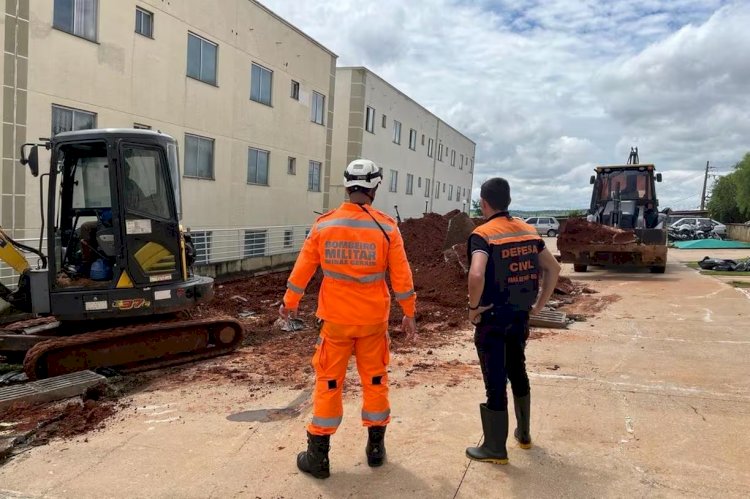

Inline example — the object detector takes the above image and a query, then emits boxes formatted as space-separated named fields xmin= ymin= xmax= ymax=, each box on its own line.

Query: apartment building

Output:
xmin=332 ymin=67 xmax=475 ymax=220
xmin=1 ymin=0 xmax=336 ymax=270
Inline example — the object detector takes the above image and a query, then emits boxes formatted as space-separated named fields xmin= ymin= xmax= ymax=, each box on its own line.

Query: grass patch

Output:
xmin=0 ymin=363 xmax=23 ymax=374
xmin=730 ymin=281 xmax=750 ymax=288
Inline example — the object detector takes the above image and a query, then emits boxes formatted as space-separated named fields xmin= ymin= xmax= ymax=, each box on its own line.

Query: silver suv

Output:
xmin=524 ymin=216 xmax=560 ymax=237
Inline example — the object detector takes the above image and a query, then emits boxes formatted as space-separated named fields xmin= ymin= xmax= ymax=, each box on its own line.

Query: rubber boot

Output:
xmin=465 ymin=404 xmax=509 ymax=464
xmin=513 ymin=394 xmax=532 ymax=449
xmin=366 ymin=426 xmax=387 ymax=467
xmin=297 ymin=432 xmax=330 ymax=479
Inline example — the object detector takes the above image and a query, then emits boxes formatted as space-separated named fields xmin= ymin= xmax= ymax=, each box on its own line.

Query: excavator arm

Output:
xmin=0 ymin=227 xmax=32 ymax=274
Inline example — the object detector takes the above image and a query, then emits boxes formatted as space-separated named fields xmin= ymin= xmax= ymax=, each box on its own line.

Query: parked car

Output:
xmin=524 ymin=216 xmax=560 ymax=237
xmin=670 ymin=217 xmax=726 ymax=236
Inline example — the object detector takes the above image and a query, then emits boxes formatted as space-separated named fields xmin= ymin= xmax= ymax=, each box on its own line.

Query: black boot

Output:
xmin=513 ymin=394 xmax=532 ymax=449
xmin=366 ymin=426 xmax=387 ymax=467
xmin=297 ymin=432 xmax=330 ymax=479
xmin=465 ymin=404 xmax=509 ymax=464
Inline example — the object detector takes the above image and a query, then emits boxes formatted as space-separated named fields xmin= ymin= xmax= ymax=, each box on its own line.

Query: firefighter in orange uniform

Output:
xmin=465 ymin=178 xmax=561 ymax=465
xmin=280 ymin=159 xmax=417 ymax=479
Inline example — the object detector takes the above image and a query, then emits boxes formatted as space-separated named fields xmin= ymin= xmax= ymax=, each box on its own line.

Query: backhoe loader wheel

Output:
xmin=649 ymin=266 xmax=666 ymax=274
xmin=573 ymin=264 xmax=588 ymax=273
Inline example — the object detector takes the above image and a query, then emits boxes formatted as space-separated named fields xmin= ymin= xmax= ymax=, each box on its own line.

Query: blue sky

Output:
xmin=263 ymin=0 xmax=747 ymax=211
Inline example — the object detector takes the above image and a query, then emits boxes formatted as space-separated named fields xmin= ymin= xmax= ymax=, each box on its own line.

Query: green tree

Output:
xmin=567 ymin=209 xmax=586 ymax=218
xmin=734 ymin=153 xmax=750 ymax=218
xmin=707 ymin=172 xmax=743 ymax=223
xmin=471 ymin=199 xmax=481 ymax=217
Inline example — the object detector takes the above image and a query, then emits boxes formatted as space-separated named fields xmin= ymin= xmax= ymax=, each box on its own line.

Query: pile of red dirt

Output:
xmin=558 ymin=218 xmax=638 ymax=246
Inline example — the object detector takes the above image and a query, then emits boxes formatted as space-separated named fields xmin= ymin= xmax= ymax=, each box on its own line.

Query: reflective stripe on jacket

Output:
xmin=283 ymin=202 xmax=416 ymax=325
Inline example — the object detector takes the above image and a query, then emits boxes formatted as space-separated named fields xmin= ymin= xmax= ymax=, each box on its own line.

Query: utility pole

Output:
xmin=700 ymin=161 xmax=715 ymax=210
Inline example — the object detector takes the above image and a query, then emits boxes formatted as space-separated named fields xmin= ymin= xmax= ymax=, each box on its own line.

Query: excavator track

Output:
xmin=23 ymin=316 xmax=245 ymax=380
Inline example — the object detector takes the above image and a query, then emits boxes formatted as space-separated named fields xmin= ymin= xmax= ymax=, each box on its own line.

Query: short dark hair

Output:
xmin=480 ymin=177 xmax=511 ymax=211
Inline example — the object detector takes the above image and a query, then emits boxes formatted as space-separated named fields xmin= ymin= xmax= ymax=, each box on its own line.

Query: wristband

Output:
xmin=468 ymin=303 xmax=480 ymax=311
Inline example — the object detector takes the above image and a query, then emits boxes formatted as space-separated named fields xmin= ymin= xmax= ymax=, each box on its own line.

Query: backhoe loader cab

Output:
xmin=18 ymin=129 xmax=211 ymax=320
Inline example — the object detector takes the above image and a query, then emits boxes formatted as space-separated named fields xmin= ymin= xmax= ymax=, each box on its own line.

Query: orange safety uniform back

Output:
xmin=283 ymin=202 xmax=416 ymax=325
xmin=468 ymin=213 xmax=546 ymax=313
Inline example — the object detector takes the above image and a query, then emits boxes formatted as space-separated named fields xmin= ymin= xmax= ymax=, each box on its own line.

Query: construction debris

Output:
xmin=0 ymin=370 xmax=106 ymax=411
xmin=559 ymin=218 xmax=638 ymax=245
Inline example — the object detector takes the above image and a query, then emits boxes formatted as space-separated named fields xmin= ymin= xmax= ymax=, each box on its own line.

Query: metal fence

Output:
xmin=0 ymin=225 xmax=311 ymax=289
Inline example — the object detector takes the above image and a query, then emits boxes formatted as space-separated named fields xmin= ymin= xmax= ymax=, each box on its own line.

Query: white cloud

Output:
xmin=262 ymin=0 xmax=742 ymax=211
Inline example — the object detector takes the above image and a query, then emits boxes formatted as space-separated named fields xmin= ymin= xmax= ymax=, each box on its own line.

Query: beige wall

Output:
xmin=17 ymin=0 xmax=335 ymax=236
xmin=332 ymin=67 xmax=475 ymax=220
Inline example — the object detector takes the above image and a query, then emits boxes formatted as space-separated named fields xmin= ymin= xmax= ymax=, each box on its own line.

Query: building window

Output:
xmin=382 ymin=115 xmax=387 ymax=128
xmin=184 ymin=134 xmax=214 ymax=179
xmin=191 ymin=231 xmax=212 ymax=264
xmin=135 ymin=7 xmax=153 ymax=38
xmin=393 ymin=121 xmax=402 ymax=145
xmin=470 ymin=158 xmax=474 ymax=173
xmin=291 ymin=80 xmax=300 ymax=100
xmin=311 ymin=91 xmax=325 ymax=125
xmin=187 ymin=33 xmax=218 ymax=85
xmin=443 ymin=183 xmax=446 ymax=193
xmin=51 ymin=105 xmax=96 ymax=135
xmin=54 ymin=0 xmax=98 ymax=41
xmin=448 ymin=184 xmax=454 ymax=201
xmin=244 ymin=230 xmax=267 ymax=258
xmin=133 ymin=123 xmax=151 ymax=130
xmin=435 ymin=181 xmax=440 ymax=199
xmin=460 ymin=154 xmax=464 ymax=170
xmin=389 ymin=170 xmax=398 ymax=192
xmin=308 ymin=161 xmax=322 ymax=192
xmin=424 ymin=178 xmax=431 ymax=198
xmin=457 ymin=185 xmax=461 ymax=201
xmin=451 ymin=150 xmax=456 ymax=166
xmin=406 ymin=174 xmax=414 ymax=195
xmin=288 ymin=157 xmax=296 ymax=175
xmin=284 ymin=229 xmax=294 ymax=248
xmin=247 ymin=147 xmax=270 ymax=185
xmin=250 ymin=63 xmax=273 ymax=106
xmin=422 ymin=134 xmax=426 ymax=146
xmin=438 ymin=144 xmax=443 ymax=161
xmin=365 ymin=106 xmax=375 ymax=133
xmin=428 ymin=138 xmax=434 ymax=158
xmin=418 ymin=177 xmax=422 ymax=188
xmin=409 ymin=129 xmax=417 ymax=150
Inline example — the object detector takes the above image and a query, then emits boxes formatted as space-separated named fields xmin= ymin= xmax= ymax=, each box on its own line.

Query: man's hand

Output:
xmin=401 ymin=315 xmax=417 ymax=342
xmin=279 ymin=303 xmax=297 ymax=321
xmin=469 ymin=304 xmax=493 ymax=325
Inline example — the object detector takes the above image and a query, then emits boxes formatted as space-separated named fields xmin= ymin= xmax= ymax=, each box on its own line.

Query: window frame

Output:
xmin=451 ymin=150 xmax=456 ymax=167
xmin=428 ymin=138 xmax=434 ymax=158
xmin=183 ymin=133 xmax=215 ymax=180
xmin=438 ymin=144 xmax=443 ymax=161
xmin=389 ymin=169 xmax=398 ymax=193
xmin=365 ymin=106 xmax=376 ymax=133
xmin=247 ymin=147 xmax=270 ymax=186
xmin=406 ymin=173 xmax=414 ymax=195
xmin=460 ymin=154 xmax=464 ymax=170
xmin=287 ymin=156 xmax=297 ymax=175
xmin=382 ymin=115 xmax=387 ymax=128
xmin=187 ymin=32 xmax=218 ymax=86
xmin=308 ymin=160 xmax=322 ymax=192
xmin=135 ymin=6 xmax=154 ymax=38
xmin=393 ymin=121 xmax=402 ymax=145
xmin=311 ymin=91 xmax=325 ymax=125
xmin=424 ymin=178 xmax=431 ymax=198
xmin=409 ymin=129 xmax=417 ymax=151
xmin=53 ymin=0 xmax=99 ymax=42
xmin=290 ymin=80 xmax=300 ymax=100
xmin=435 ymin=181 xmax=440 ymax=199
xmin=51 ymin=104 xmax=97 ymax=135
xmin=250 ymin=62 xmax=273 ymax=106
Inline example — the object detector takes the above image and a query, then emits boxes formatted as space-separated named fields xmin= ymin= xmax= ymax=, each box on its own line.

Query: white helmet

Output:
xmin=343 ymin=159 xmax=383 ymax=190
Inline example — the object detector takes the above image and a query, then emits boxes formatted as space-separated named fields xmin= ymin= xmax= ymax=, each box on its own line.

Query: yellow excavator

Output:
xmin=0 ymin=129 xmax=243 ymax=379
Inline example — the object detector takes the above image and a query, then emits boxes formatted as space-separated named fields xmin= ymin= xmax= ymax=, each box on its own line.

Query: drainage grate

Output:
xmin=0 ymin=371 xmax=106 ymax=411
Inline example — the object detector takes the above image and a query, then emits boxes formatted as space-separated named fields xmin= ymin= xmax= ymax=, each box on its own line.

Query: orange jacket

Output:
xmin=283 ymin=202 xmax=416 ymax=325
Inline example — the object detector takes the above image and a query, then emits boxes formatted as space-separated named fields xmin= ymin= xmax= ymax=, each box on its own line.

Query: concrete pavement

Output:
xmin=1 ymin=248 xmax=749 ymax=498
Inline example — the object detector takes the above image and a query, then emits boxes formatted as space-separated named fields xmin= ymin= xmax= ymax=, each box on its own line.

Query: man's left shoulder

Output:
xmin=370 ymin=208 xmax=398 ymax=226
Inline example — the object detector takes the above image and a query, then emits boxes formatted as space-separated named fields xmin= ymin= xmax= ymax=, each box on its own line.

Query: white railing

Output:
xmin=0 ymin=225 xmax=312 ymax=288
xmin=188 ymin=225 xmax=312 ymax=266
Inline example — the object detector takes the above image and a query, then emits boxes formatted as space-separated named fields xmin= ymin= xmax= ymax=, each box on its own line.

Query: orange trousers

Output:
xmin=308 ymin=321 xmax=391 ymax=436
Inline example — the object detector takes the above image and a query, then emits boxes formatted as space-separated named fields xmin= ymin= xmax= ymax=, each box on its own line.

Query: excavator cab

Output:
xmin=20 ymin=129 xmax=211 ymax=321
